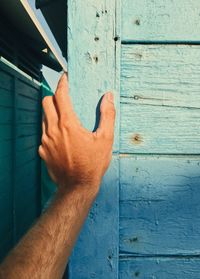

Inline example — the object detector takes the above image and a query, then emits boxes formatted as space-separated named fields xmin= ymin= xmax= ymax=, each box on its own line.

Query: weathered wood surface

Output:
xmin=121 ymin=0 xmax=200 ymax=42
xmin=121 ymin=45 xmax=200 ymax=109
xmin=67 ymin=0 xmax=120 ymax=277
xmin=120 ymin=45 xmax=200 ymax=154
xmin=120 ymin=156 xmax=200 ymax=255
xmin=119 ymin=258 xmax=200 ymax=279
xmin=69 ymin=158 xmax=119 ymax=279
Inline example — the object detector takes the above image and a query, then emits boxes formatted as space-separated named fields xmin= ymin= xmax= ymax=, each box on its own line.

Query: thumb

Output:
xmin=96 ymin=92 xmax=116 ymax=139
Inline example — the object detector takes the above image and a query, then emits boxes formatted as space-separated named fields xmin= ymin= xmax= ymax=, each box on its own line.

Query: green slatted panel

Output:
xmin=0 ymin=61 xmax=42 ymax=260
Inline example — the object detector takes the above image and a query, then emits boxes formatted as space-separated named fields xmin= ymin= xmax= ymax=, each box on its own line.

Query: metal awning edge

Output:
xmin=20 ymin=0 xmax=67 ymax=72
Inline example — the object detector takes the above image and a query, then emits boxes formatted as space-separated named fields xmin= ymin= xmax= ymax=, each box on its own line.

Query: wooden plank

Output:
xmin=0 ymin=231 xmax=13 ymax=262
xmin=16 ymin=146 xmax=38 ymax=167
xmin=16 ymin=124 xmax=40 ymax=137
xmin=16 ymin=135 xmax=40 ymax=151
xmin=119 ymin=258 xmax=200 ymax=279
xmin=0 ymin=69 xmax=13 ymax=91
xmin=121 ymin=45 xmax=200 ymax=109
xmin=120 ymin=103 xmax=200 ymax=154
xmin=0 ymin=140 xmax=12 ymax=158
xmin=0 ymin=88 xmax=13 ymax=107
xmin=0 ymin=125 xmax=12 ymax=141
xmin=67 ymin=0 xmax=120 ymax=278
xmin=121 ymin=46 xmax=200 ymax=154
xmin=16 ymin=79 xmax=39 ymax=100
xmin=15 ymin=159 xmax=38 ymax=185
xmin=121 ymin=0 xmax=200 ymax=42
xmin=17 ymin=95 xmax=39 ymax=111
xmin=0 ymin=107 xmax=13 ymax=124
xmin=17 ymin=109 xmax=40 ymax=124
xmin=0 ymin=157 xmax=12 ymax=178
xmin=120 ymin=156 xmax=200 ymax=255
xmin=68 ymin=158 xmax=119 ymax=278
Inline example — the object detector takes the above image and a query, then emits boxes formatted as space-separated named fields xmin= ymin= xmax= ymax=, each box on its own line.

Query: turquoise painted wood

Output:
xmin=119 ymin=258 xmax=200 ymax=279
xmin=0 ymin=61 xmax=42 ymax=260
xmin=120 ymin=156 xmax=200 ymax=255
xmin=67 ymin=0 xmax=120 ymax=278
xmin=66 ymin=0 xmax=200 ymax=278
xmin=122 ymin=0 xmax=200 ymax=42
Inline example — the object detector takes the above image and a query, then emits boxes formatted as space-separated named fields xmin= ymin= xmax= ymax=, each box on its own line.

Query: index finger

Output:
xmin=54 ymin=73 xmax=75 ymax=119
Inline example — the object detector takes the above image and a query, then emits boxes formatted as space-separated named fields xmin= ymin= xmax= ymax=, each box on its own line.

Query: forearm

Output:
xmin=0 ymin=184 xmax=98 ymax=279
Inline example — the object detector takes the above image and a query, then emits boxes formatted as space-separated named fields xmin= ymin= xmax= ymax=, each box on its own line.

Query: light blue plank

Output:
xmin=120 ymin=103 xmax=200 ymax=154
xmin=120 ymin=156 xmax=200 ymax=255
xmin=67 ymin=0 xmax=120 ymax=277
xmin=120 ymin=44 xmax=200 ymax=154
xmin=121 ymin=45 xmax=200 ymax=109
xmin=67 ymin=0 xmax=119 ymax=151
xmin=119 ymin=258 xmax=200 ymax=279
xmin=122 ymin=0 xmax=200 ymax=42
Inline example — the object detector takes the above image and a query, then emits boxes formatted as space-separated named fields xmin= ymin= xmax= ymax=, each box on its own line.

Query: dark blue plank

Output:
xmin=120 ymin=156 xmax=200 ymax=255
xmin=119 ymin=257 xmax=200 ymax=279
xmin=68 ymin=158 xmax=119 ymax=279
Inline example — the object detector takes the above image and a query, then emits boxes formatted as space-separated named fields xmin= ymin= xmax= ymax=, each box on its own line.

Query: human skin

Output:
xmin=0 ymin=73 xmax=116 ymax=279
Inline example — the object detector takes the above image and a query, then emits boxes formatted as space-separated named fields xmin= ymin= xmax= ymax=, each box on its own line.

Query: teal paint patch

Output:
xmin=40 ymin=78 xmax=56 ymax=209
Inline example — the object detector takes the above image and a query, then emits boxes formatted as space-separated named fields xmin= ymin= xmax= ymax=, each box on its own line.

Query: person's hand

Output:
xmin=39 ymin=73 xmax=116 ymax=196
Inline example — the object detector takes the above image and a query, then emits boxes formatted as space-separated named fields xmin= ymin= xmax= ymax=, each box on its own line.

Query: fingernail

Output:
xmin=107 ymin=92 xmax=114 ymax=103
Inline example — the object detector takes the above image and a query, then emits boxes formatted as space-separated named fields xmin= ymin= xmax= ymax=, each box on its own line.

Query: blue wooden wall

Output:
xmin=0 ymin=61 xmax=42 ymax=261
xmin=67 ymin=0 xmax=200 ymax=278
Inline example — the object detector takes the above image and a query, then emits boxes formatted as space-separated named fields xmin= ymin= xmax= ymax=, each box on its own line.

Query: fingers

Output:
xmin=42 ymin=96 xmax=58 ymax=129
xmin=38 ymin=145 xmax=46 ymax=161
xmin=95 ymin=92 xmax=116 ymax=140
xmin=54 ymin=73 xmax=75 ymax=120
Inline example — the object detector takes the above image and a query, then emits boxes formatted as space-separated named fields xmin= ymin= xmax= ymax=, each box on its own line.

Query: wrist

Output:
xmin=57 ymin=180 xmax=101 ymax=202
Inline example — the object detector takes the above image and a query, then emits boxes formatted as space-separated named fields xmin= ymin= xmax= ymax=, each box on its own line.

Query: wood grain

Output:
xmin=120 ymin=45 xmax=200 ymax=154
xmin=67 ymin=0 xmax=120 ymax=277
xmin=0 ymin=61 xmax=41 ymax=258
xmin=121 ymin=45 xmax=200 ymax=109
xmin=120 ymin=156 xmax=200 ymax=255
xmin=121 ymin=0 xmax=200 ymax=42
xmin=119 ymin=258 xmax=200 ymax=279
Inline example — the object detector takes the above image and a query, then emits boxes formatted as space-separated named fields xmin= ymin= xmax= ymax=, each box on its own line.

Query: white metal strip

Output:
xmin=20 ymin=0 xmax=68 ymax=72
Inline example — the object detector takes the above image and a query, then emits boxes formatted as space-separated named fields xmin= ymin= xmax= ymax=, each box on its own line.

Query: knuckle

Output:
xmin=59 ymin=115 xmax=71 ymax=130
xmin=38 ymin=145 xmax=46 ymax=160
xmin=47 ymin=125 xmax=58 ymax=138
xmin=42 ymin=96 xmax=51 ymax=106
xmin=41 ymin=134 xmax=48 ymax=146
xmin=106 ymin=106 xmax=116 ymax=118
xmin=101 ymin=130 xmax=114 ymax=142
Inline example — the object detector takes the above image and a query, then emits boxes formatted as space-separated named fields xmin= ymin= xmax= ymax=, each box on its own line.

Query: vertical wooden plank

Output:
xmin=14 ymin=76 xmax=42 ymax=243
xmin=67 ymin=0 xmax=120 ymax=277
xmin=0 ymin=65 xmax=14 ymax=261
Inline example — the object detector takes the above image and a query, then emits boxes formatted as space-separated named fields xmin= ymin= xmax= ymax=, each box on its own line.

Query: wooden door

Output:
xmin=67 ymin=1 xmax=200 ymax=278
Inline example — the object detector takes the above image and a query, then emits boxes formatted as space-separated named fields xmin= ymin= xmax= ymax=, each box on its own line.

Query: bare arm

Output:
xmin=0 ymin=73 xmax=115 ymax=279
